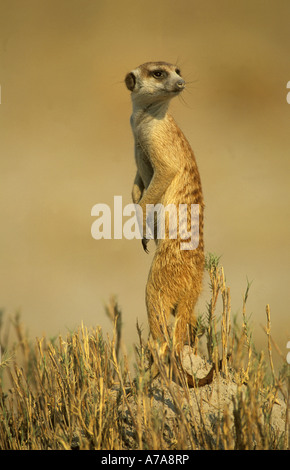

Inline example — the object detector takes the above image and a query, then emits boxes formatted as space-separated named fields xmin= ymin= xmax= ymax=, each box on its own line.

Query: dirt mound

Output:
xmin=120 ymin=348 xmax=286 ymax=449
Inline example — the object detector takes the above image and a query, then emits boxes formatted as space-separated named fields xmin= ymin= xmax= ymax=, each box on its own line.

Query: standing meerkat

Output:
xmin=125 ymin=61 xmax=209 ymax=386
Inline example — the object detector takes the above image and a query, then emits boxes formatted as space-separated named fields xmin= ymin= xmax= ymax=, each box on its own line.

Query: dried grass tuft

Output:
xmin=0 ymin=256 xmax=289 ymax=450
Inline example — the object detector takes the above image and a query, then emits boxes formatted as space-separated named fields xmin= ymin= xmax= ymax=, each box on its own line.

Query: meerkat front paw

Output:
xmin=142 ymin=237 xmax=150 ymax=253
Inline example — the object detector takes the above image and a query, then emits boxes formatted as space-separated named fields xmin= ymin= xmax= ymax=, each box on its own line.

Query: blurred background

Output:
xmin=0 ymin=0 xmax=289 ymax=363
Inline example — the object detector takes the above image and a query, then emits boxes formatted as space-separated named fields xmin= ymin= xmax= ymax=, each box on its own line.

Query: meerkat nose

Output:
xmin=175 ymin=79 xmax=185 ymax=90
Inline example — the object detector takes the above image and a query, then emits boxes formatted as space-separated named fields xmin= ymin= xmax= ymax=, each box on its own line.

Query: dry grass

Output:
xmin=0 ymin=254 xmax=289 ymax=450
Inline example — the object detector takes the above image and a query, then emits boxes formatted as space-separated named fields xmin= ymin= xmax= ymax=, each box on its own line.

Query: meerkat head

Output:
xmin=125 ymin=61 xmax=185 ymax=108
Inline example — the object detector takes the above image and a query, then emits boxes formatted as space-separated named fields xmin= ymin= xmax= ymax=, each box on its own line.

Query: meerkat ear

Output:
xmin=125 ymin=72 xmax=136 ymax=91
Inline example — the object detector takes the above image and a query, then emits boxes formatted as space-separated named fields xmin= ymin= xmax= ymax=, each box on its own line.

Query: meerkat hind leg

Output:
xmin=145 ymin=273 xmax=195 ymax=386
xmin=173 ymin=294 xmax=199 ymax=353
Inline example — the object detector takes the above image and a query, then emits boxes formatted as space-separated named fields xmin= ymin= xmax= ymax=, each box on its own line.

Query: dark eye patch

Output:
xmin=152 ymin=70 xmax=167 ymax=79
xmin=175 ymin=68 xmax=181 ymax=76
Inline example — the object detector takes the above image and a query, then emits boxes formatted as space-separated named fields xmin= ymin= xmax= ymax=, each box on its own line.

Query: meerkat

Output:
xmin=125 ymin=62 xmax=215 ymax=387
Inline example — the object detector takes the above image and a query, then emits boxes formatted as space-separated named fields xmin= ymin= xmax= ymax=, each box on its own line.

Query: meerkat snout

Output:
xmin=175 ymin=78 xmax=185 ymax=91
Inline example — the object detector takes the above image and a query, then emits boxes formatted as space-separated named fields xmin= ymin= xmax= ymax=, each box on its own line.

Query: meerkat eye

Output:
xmin=152 ymin=70 xmax=165 ymax=79
xmin=175 ymin=68 xmax=181 ymax=76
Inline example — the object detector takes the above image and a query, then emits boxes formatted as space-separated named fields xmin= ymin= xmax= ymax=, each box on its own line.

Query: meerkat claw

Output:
xmin=142 ymin=238 xmax=149 ymax=253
